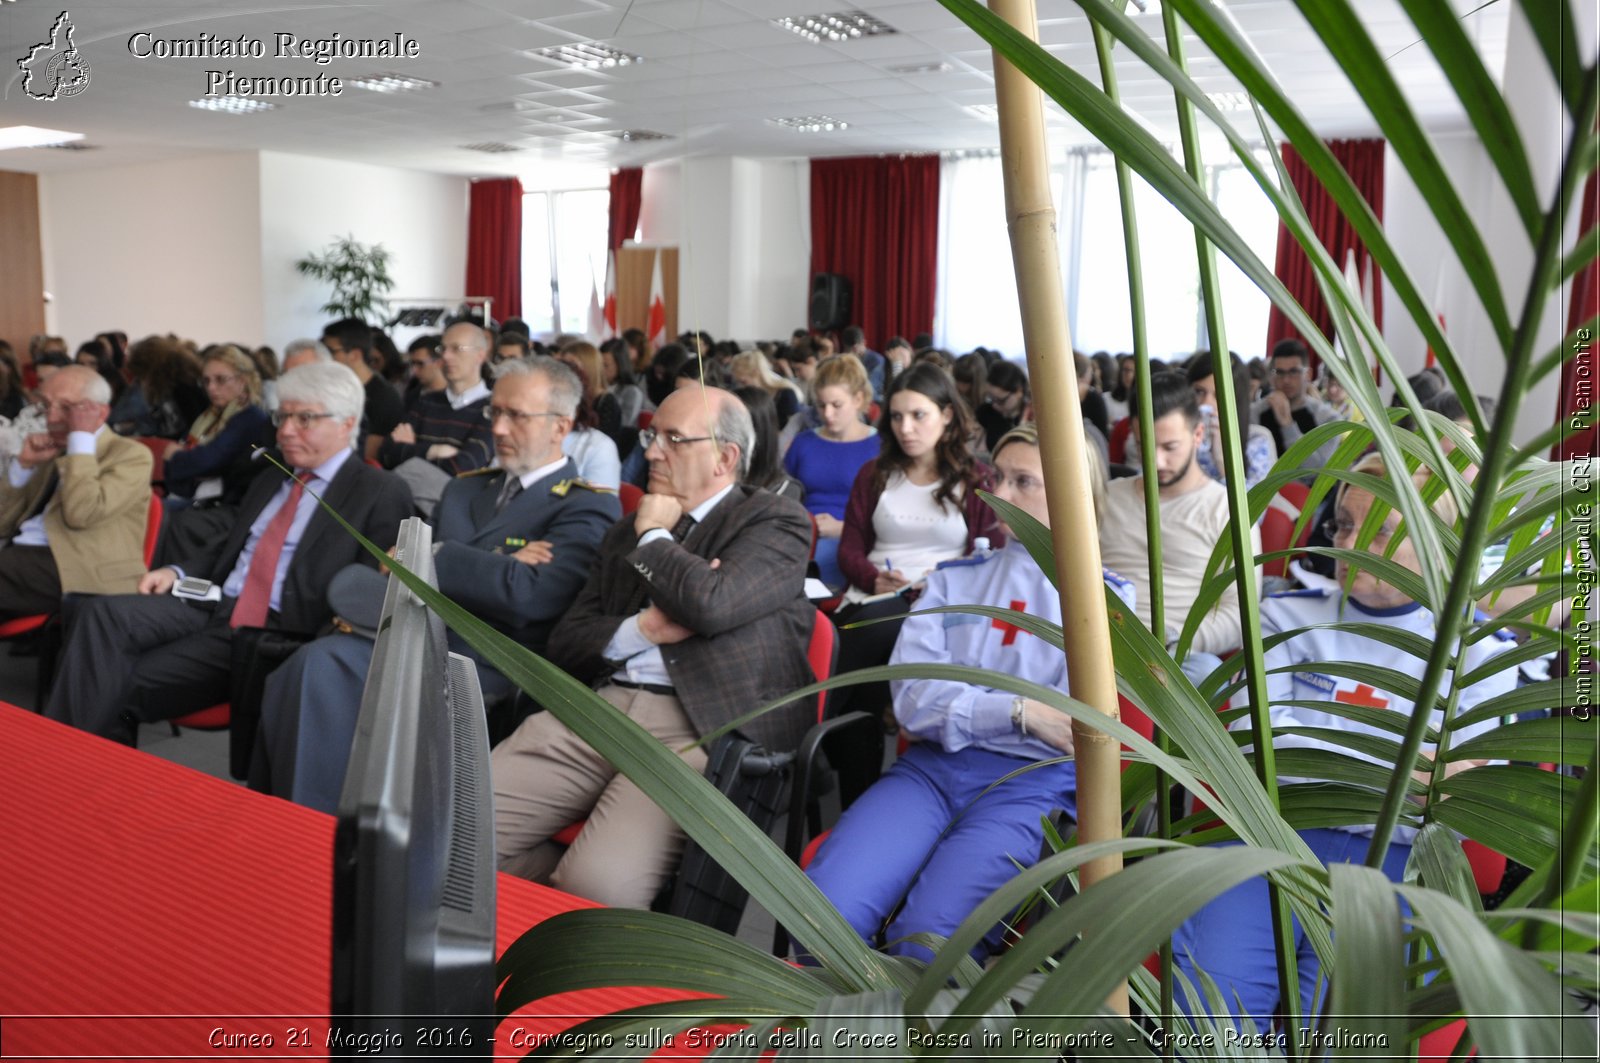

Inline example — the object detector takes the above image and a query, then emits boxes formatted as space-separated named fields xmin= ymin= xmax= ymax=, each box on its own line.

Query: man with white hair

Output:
xmin=0 ymin=365 xmax=152 ymax=621
xmin=493 ymin=385 xmax=815 ymax=908
xmin=279 ymin=339 xmax=331 ymax=373
xmin=44 ymin=362 xmax=412 ymax=742
xmin=252 ymin=357 xmax=620 ymax=812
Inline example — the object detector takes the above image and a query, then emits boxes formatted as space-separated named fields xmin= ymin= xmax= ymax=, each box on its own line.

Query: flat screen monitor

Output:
xmin=331 ymin=518 xmax=496 ymax=1057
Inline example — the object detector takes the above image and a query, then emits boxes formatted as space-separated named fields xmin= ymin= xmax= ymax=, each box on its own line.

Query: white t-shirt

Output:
xmin=845 ymin=473 xmax=967 ymax=603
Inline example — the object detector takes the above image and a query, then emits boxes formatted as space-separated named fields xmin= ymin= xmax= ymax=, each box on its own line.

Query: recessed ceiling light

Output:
xmin=349 ymin=72 xmax=439 ymax=93
xmin=1205 ymin=91 xmax=1250 ymax=111
xmin=532 ymin=44 xmax=642 ymax=70
xmin=462 ymin=142 xmax=522 ymax=154
xmin=767 ymin=114 xmax=851 ymax=133
xmin=773 ymin=11 xmax=897 ymax=44
xmin=43 ymin=141 xmax=97 ymax=151
xmin=886 ymin=61 xmax=952 ymax=75
xmin=964 ymin=104 xmax=999 ymax=121
xmin=188 ymin=97 xmax=277 ymax=114
xmin=611 ymin=129 xmax=673 ymax=142
xmin=0 ymin=125 xmax=84 ymax=150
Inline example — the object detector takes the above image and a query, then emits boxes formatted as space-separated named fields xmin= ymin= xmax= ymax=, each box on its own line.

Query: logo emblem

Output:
xmin=19 ymin=12 xmax=92 ymax=100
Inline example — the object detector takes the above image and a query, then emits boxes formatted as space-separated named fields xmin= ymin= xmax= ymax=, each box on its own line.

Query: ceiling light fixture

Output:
xmin=188 ymin=96 xmax=277 ymax=114
xmin=611 ymin=129 xmax=673 ymax=142
xmin=1205 ymin=91 xmax=1250 ymax=111
xmin=532 ymin=43 xmax=642 ymax=70
xmin=767 ymin=114 xmax=851 ymax=133
xmin=462 ymin=142 xmax=522 ymax=153
xmin=350 ymin=72 xmax=439 ymax=93
xmin=886 ymin=61 xmax=952 ymax=75
xmin=0 ymin=125 xmax=84 ymax=150
xmin=773 ymin=11 xmax=897 ymax=44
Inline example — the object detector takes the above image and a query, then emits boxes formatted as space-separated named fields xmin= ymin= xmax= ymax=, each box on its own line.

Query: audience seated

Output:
xmin=321 ymin=318 xmax=403 ymax=461
xmin=558 ymin=377 xmax=623 ymax=491
xmin=401 ymin=333 xmax=445 ymax=414
xmin=1097 ymin=372 xmax=1257 ymax=664
xmin=600 ymin=338 xmax=648 ymax=428
xmin=978 ymin=359 xmax=1029 ymax=453
xmin=43 ymin=362 xmax=412 ymax=742
xmin=109 ymin=335 xmax=208 ymax=439
xmin=1252 ymin=338 xmax=1334 ymax=480
xmin=494 ymin=331 xmax=531 ymax=366
xmin=729 ymin=350 xmax=804 ymax=424
xmin=782 ymin=353 xmax=878 ymax=589
xmin=1173 ymin=452 xmax=1515 ymax=1032
xmin=881 ymin=336 xmax=913 ymax=393
xmin=377 ymin=319 xmax=495 ymax=514
xmin=279 ymin=338 xmax=331 ymax=374
xmin=255 ymin=357 xmax=619 ymax=812
xmin=732 ymin=386 xmax=805 ymax=502
xmin=493 ymin=385 xmax=814 ymax=908
xmin=0 ymin=346 xmax=27 ymax=420
xmin=1186 ymin=350 xmax=1277 ymax=488
xmin=0 ymin=366 xmax=152 ymax=621
xmin=806 ymin=425 xmax=1134 ymax=960
xmin=840 ymin=326 xmax=885 ymax=401
xmin=832 ymin=363 xmax=1003 ymax=803
xmin=557 ymin=342 xmax=628 ymax=454
xmin=75 ymin=339 xmax=125 ymax=406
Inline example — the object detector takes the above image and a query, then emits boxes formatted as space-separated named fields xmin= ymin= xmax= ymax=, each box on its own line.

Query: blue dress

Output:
xmin=783 ymin=429 xmax=879 ymax=588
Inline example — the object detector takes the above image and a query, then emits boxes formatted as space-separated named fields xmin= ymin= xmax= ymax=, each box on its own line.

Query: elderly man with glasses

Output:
xmin=251 ymin=357 xmax=620 ymax=812
xmin=0 ymin=365 xmax=152 ymax=621
xmin=493 ymin=384 xmax=816 ymax=909
xmin=43 ymin=362 xmax=412 ymax=743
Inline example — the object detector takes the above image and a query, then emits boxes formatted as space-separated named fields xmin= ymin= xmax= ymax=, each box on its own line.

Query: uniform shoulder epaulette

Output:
xmin=459 ymin=466 xmax=500 ymax=478
xmin=1268 ymin=587 xmax=1330 ymax=599
xmin=551 ymin=477 xmax=616 ymax=497
xmin=936 ymin=552 xmax=994 ymax=571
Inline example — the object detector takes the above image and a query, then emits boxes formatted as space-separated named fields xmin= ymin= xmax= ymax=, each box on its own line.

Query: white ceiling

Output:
xmin=0 ymin=0 xmax=1508 ymax=180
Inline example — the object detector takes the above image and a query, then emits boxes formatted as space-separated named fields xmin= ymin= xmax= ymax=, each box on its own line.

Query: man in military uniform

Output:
xmin=253 ymin=357 xmax=619 ymax=812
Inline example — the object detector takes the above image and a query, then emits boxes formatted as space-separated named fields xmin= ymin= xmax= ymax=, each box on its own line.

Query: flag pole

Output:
xmin=987 ymin=0 xmax=1127 ymax=1015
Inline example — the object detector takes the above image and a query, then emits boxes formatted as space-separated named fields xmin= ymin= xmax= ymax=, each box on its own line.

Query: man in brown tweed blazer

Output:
xmin=493 ymin=384 xmax=814 ymax=908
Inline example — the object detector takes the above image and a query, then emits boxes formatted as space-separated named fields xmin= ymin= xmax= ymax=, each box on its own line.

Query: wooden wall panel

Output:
xmin=0 ymin=171 xmax=46 ymax=359
xmin=616 ymin=246 xmax=677 ymax=341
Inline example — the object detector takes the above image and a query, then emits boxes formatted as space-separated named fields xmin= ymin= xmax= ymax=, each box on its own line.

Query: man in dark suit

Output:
xmin=44 ymin=362 xmax=412 ymax=742
xmin=493 ymin=385 xmax=815 ymax=908
xmin=254 ymin=357 xmax=620 ymax=812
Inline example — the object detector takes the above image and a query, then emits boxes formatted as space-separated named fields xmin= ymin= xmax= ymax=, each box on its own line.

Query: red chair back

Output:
xmin=135 ymin=437 xmax=168 ymax=484
xmin=636 ymin=411 xmax=654 ymax=431
xmin=618 ymin=482 xmax=643 ymax=515
xmin=143 ymin=491 xmax=162 ymax=567
xmin=806 ymin=608 xmax=837 ymax=724
xmin=1260 ymin=505 xmax=1296 ymax=579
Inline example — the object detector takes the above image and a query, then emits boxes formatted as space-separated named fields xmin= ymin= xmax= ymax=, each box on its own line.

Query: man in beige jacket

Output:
xmin=0 ymin=365 xmax=151 ymax=620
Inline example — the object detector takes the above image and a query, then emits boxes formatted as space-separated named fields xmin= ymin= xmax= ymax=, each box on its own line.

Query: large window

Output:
xmin=520 ymin=188 xmax=609 ymax=337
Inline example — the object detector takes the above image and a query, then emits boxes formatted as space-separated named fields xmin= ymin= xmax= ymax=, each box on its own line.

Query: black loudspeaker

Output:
xmin=810 ymin=273 xmax=852 ymax=331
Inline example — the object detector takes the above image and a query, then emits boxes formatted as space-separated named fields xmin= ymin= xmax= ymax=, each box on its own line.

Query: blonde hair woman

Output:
xmin=781 ymin=353 xmax=877 ymax=588
xmin=729 ymin=349 xmax=804 ymax=424
xmin=161 ymin=345 xmax=268 ymax=506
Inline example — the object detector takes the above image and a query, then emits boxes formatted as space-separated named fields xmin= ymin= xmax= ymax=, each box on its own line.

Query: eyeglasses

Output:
xmin=271 ymin=410 xmax=340 ymax=430
xmin=30 ymin=399 xmax=97 ymax=416
xmin=441 ymin=344 xmax=485 ymax=356
xmin=484 ymin=405 xmax=560 ymax=426
xmin=1322 ymin=518 xmax=1396 ymax=543
xmin=1273 ymin=366 xmax=1306 ymax=377
xmin=200 ymin=373 xmax=238 ymax=387
xmin=639 ymin=427 xmax=714 ymax=450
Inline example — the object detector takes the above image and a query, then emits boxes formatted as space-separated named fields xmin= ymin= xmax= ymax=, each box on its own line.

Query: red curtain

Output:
xmin=1556 ymin=168 xmax=1599 ymax=461
xmin=466 ymin=178 xmax=522 ymax=320
xmin=810 ymin=155 xmax=939 ymax=348
xmin=1264 ymin=139 xmax=1385 ymax=367
xmin=608 ymin=168 xmax=644 ymax=251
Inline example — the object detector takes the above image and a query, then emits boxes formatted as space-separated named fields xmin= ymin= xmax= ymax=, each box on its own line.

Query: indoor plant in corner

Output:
xmin=326 ymin=0 xmax=1595 ymax=1057
xmin=295 ymin=234 xmax=395 ymax=323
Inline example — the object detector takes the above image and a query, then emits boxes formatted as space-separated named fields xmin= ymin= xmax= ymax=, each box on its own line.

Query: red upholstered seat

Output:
xmin=618 ymin=482 xmax=643 ymax=516
xmin=0 ymin=614 xmax=48 ymax=639
xmin=171 ymin=704 xmax=230 ymax=731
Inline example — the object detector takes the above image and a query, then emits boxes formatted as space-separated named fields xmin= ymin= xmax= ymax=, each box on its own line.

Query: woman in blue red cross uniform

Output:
xmin=805 ymin=425 xmax=1134 ymax=961
xmin=1173 ymin=451 xmax=1518 ymax=1030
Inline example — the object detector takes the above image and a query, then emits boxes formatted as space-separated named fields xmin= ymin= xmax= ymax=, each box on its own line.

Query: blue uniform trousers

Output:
xmin=1172 ymin=827 xmax=1411 ymax=1032
xmin=806 ymin=742 xmax=1076 ymax=961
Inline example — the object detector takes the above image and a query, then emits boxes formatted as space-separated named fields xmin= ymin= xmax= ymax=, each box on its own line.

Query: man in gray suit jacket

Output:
xmin=494 ymin=385 xmax=815 ymax=908
xmin=254 ymin=357 xmax=619 ymax=812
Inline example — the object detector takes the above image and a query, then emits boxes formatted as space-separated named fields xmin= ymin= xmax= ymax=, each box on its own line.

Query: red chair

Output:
xmin=636 ymin=411 xmax=654 ymax=431
xmin=135 ymin=436 xmax=169 ymax=492
xmin=618 ymin=482 xmax=643 ymax=516
xmin=1261 ymin=484 xmax=1316 ymax=579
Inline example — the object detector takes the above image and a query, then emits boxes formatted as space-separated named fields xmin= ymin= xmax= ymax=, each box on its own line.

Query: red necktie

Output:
xmin=231 ymin=473 xmax=307 ymax=629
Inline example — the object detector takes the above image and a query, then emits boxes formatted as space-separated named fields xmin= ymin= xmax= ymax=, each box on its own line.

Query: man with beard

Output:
xmin=1097 ymin=371 xmax=1258 ymax=657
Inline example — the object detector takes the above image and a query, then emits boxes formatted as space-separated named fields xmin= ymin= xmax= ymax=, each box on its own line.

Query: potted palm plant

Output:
xmin=328 ymin=0 xmax=1595 ymax=1057
xmin=295 ymin=234 xmax=395 ymax=323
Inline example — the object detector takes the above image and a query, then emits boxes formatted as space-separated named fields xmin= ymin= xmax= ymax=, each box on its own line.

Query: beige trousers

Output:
xmin=491 ymin=683 xmax=709 ymax=909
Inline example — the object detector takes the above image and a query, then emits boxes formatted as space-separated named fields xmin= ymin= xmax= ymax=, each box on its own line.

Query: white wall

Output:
xmin=257 ymin=151 xmax=468 ymax=349
xmin=639 ymin=156 xmax=809 ymax=343
xmin=40 ymin=153 xmax=263 ymax=346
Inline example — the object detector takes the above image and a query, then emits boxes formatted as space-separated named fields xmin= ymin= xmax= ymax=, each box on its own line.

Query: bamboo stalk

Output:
xmin=988 ymin=0 xmax=1127 ymax=1016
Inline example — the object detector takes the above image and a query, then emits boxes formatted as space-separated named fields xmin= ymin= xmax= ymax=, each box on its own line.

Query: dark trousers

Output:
xmin=44 ymin=593 xmax=245 ymax=740
xmin=827 ymin=595 xmax=911 ymax=806
xmin=0 ymin=546 xmax=62 ymax=621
